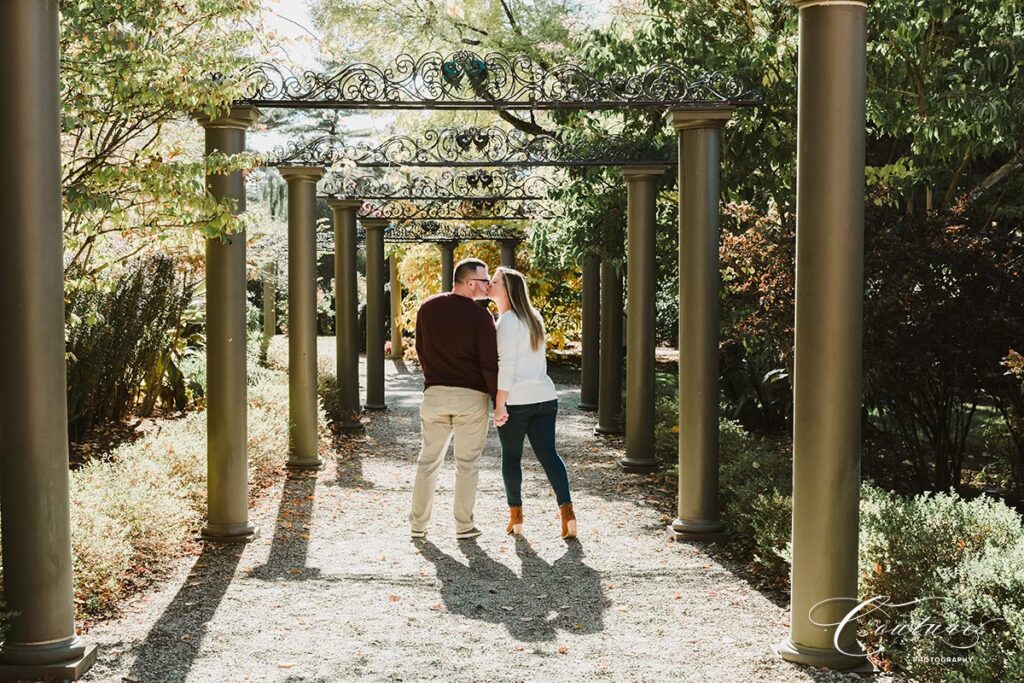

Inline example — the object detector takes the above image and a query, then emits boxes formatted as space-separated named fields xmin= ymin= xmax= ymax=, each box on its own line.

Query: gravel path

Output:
xmin=82 ymin=346 xmax=887 ymax=682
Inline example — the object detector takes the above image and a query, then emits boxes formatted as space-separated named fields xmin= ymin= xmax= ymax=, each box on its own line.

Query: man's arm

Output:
xmin=415 ymin=305 xmax=425 ymax=361
xmin=477 ymin=313 xmax=499 ymax=402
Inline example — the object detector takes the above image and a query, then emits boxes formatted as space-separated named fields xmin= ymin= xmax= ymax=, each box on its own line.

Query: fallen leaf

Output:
xmin=388 ymin=595 xmax=400 ymax=602
xmin=287 ymin=569 xmax=303 ymax=575
xmin=558 ymin=646 xmax=569 ymax=655
xmin=278 ymin=662 xmax=295 ymax=669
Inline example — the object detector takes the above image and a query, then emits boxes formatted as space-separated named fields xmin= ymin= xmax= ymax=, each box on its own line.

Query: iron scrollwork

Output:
xmin=357 ymin=198 xmax=560 ymax=221
xmin=231 ymin=51 xmax=760 ymax=110
xmin=268 ymin=126 xmax=675 ymax=168
xmin=382 ymin=222 xmax=526 ymax=243
xmin=320 ymin=169 xmax=561 ymax=200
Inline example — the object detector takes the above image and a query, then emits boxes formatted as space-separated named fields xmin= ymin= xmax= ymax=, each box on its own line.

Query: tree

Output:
xmin=60 ymin=0 xmax=267 ymax=288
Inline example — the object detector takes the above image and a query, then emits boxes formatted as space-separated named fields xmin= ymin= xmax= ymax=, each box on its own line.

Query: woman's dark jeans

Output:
xmin=497 ymin=399 xmax=572 ymax=507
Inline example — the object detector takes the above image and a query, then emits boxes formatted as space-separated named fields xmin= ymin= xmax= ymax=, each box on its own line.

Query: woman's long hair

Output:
xmin=495 ymin=266 xmax=544 ymax=352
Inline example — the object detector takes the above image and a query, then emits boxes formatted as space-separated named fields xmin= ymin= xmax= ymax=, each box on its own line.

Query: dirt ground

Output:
xmin=81 ymin=345 xmax=894 ymax=682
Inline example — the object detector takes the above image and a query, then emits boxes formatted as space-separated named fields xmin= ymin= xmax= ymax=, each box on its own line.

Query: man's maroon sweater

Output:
xmin=415 ymin=292 xmax=498 ymax=399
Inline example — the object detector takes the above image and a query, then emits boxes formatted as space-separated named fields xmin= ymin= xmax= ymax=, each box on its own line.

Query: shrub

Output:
xmin=718 ymin=419 xmax=793 ymax=575
xmin=65 ymin=255 xmax=193 ymax=440
xmin=857 ymin=486 xmax=1024 ymax=679
xmin=0 ymin=366 xmax=297 ymax=627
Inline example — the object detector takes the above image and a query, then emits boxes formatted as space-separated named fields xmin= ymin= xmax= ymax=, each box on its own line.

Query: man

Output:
xmin=410 ymin=258 xmax=498 ymax=539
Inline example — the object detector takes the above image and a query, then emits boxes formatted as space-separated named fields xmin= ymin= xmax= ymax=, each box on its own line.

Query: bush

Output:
xmin=858 ymin=486 xmax=1024 ymax=680
xmin=65 ymin=256 xmax=194 ymax=440
xmin=718 ymin=419 xmax=793 ymax=576
xmin=22 ymin=367 xmax=296 ymax=624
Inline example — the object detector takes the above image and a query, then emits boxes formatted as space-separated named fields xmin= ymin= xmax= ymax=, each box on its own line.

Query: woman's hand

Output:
xmin=493 ymin=406 xmax=509 ymax=428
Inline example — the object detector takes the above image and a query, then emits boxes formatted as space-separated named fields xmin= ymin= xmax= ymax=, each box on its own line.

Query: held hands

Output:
xmin=493 ymin=406 xmax=509 ymax=428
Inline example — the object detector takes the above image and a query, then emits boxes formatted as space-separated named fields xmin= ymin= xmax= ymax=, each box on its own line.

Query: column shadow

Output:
xmin=125 ymin=543 xmax=244 ymax=683
xmin=247 ymin=472 xmax=321 ymax=581
xmin=415 ymin=537 xmax=607 ymax=643
xmin=330 ymin=434 xmax=377 ymax=489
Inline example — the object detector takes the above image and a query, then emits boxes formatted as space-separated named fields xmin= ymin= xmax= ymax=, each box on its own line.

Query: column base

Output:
xmin=670 ymin=517 xmax=728 ymax=542
xmin=363 ymin=403 xmax=387 ymax=411
xmin=286 ymin=457 xmax=324 ymax=471
xmin=340 ymin=421 xmax=365 ymax=434
xmin=773 ymin=638 xmax=874 ymax=672
xmin=578 ymin=402 xmax=598 ymax=412
xmin=619 ymin=457 xmax=660 ymax=473
xmin=0 ymin=640 xmax=97 ymax=681
xmin=198 ymin=521 xmax=259 ymax=543
xmin=594 ymin=424 xmax=623 ymax=436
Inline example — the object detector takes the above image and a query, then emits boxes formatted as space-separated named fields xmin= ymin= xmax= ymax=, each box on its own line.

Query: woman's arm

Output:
xmin=494 ymin=315 xmax=519 ymax=427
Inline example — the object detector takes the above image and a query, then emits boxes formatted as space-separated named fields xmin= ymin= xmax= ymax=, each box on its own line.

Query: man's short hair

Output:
xmin=453 ymin=258 xmax=487 ymax=285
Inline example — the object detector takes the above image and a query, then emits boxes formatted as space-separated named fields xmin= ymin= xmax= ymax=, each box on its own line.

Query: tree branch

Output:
xmin=961 ymin=147 xmax=1024 ymax=208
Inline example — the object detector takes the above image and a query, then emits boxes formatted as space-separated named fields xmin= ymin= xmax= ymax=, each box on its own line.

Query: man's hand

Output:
xmin=493 ymin=406 xmax=509 ymax=428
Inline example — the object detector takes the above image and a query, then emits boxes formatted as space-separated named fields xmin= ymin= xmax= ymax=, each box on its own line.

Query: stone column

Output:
xmin=775 ymin=0 xmax=869 ymax=669
xmin=261 ymin=262 xmax=276 ymax=360
xmin=439 ymin=241 xmax=457 ymax=292
xmin=280 ymin=166 xmax=324 ymax=470
xmin=389 ymin=252 xmax=404 ymax=359
xmin=667 ymin=107 xmax=733 ymax=541
xmin=0 ymin=1 xmax=97 ymax=677
xmin=327 ymin=199 xmax=364 ymax=432
xmin=594 ymin=256 xmax=624 ymax=435
xmin=196 ymin=106 xmax=260 ymax=542
xmin=499 ymin=239 xmax=518 ymax=269
xmin=579 ymin=252 xmax=600 ymax=411
xmin=363 ymin=219 xmax=389 ymax=410
xmin=620 ymin=166 xmax=667 ymax=472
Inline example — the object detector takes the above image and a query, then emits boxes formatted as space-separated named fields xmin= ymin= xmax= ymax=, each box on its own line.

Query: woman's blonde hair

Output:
xmin=495 ymin=266 xmax=544 ymax=352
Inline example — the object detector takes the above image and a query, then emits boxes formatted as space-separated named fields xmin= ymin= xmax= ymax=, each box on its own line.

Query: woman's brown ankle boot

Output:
xmin=507 ymin=506 xmax=523 ymax=535
xmin=559 ymin=502 xmax=577 ymax=539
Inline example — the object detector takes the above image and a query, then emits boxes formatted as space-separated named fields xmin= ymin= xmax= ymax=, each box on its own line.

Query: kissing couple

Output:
xmin=408 ymin=257 xmax=577 ymax=541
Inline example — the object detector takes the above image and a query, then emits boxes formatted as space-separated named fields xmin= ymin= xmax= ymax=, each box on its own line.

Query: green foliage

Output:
xmin=718 ymin=420 xmax=793 ymax=576
xmin=65 ymin=256 xmax=194 ymax=441
xmin=65 ymin=368 xmax=294 ymax=621
xmin=60 ymin=0 xmax=266 ymax=288
xmin=859 ymin=486 xmax=1024 ymax=680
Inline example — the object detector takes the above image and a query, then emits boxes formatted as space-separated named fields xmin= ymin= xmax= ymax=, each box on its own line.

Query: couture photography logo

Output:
xmin=810 ymin=595 xmax=1004 ymax=660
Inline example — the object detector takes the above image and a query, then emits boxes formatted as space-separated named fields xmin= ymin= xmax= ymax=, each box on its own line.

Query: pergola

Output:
xmin=0 ymin=4 xmax=870 ymax=679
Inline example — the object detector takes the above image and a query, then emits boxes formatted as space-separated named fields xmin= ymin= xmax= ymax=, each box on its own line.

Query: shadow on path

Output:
xmin=415 ymin=537 xmax=608 ymax=643
xmin=126 ymin=543 xmax=244 ymax=683
xmin=248 ymin=471 xmax=321 ymax=581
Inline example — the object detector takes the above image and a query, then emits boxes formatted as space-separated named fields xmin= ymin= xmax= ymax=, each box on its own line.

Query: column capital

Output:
xmin=438 ymin=240 xmax=459 ymax=250
xmin=277 ymin=165 xmax=324 ymax=182
xmin=326 ymin=198 xmax=363 ymax=211
xmin=620 ymin=165 xmax=670 ymax=180
xmin=361 ymin=218 xmax=390 ymax=230
xmin=195 ymin=105 xmax=261 ymax=130
xmin=790 ymin=0 xmax=869 ymax=8
xmin=666 ymin=107 xmax=734 ymax=131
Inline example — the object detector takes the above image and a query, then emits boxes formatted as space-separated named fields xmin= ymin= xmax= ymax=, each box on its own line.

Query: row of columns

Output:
xmin=0 ymin=0 xmax=867 ymax=676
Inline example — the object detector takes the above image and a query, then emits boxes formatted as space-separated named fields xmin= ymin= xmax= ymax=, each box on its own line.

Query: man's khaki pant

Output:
xmin=409 ymin=385 xmax=490 ymax=535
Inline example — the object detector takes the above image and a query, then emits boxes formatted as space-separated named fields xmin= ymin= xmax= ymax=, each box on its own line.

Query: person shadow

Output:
xmin=415 ymin=537 xmax=607 ymax=642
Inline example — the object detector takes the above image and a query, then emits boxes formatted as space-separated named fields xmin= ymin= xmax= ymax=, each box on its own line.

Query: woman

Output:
xmin=488 ymin=266 xmax=576 ymax=539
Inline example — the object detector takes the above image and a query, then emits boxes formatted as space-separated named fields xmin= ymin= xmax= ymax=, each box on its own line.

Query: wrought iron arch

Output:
xmin=268 ymin=126 xmax=676 ymax=168
xmin=229 ymin=51 xmax=761 ymax=111
xmin=353 ymin=198 xmax=559 ymax=221
xmin=319 ymin=168 xmax=568 ymax=201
